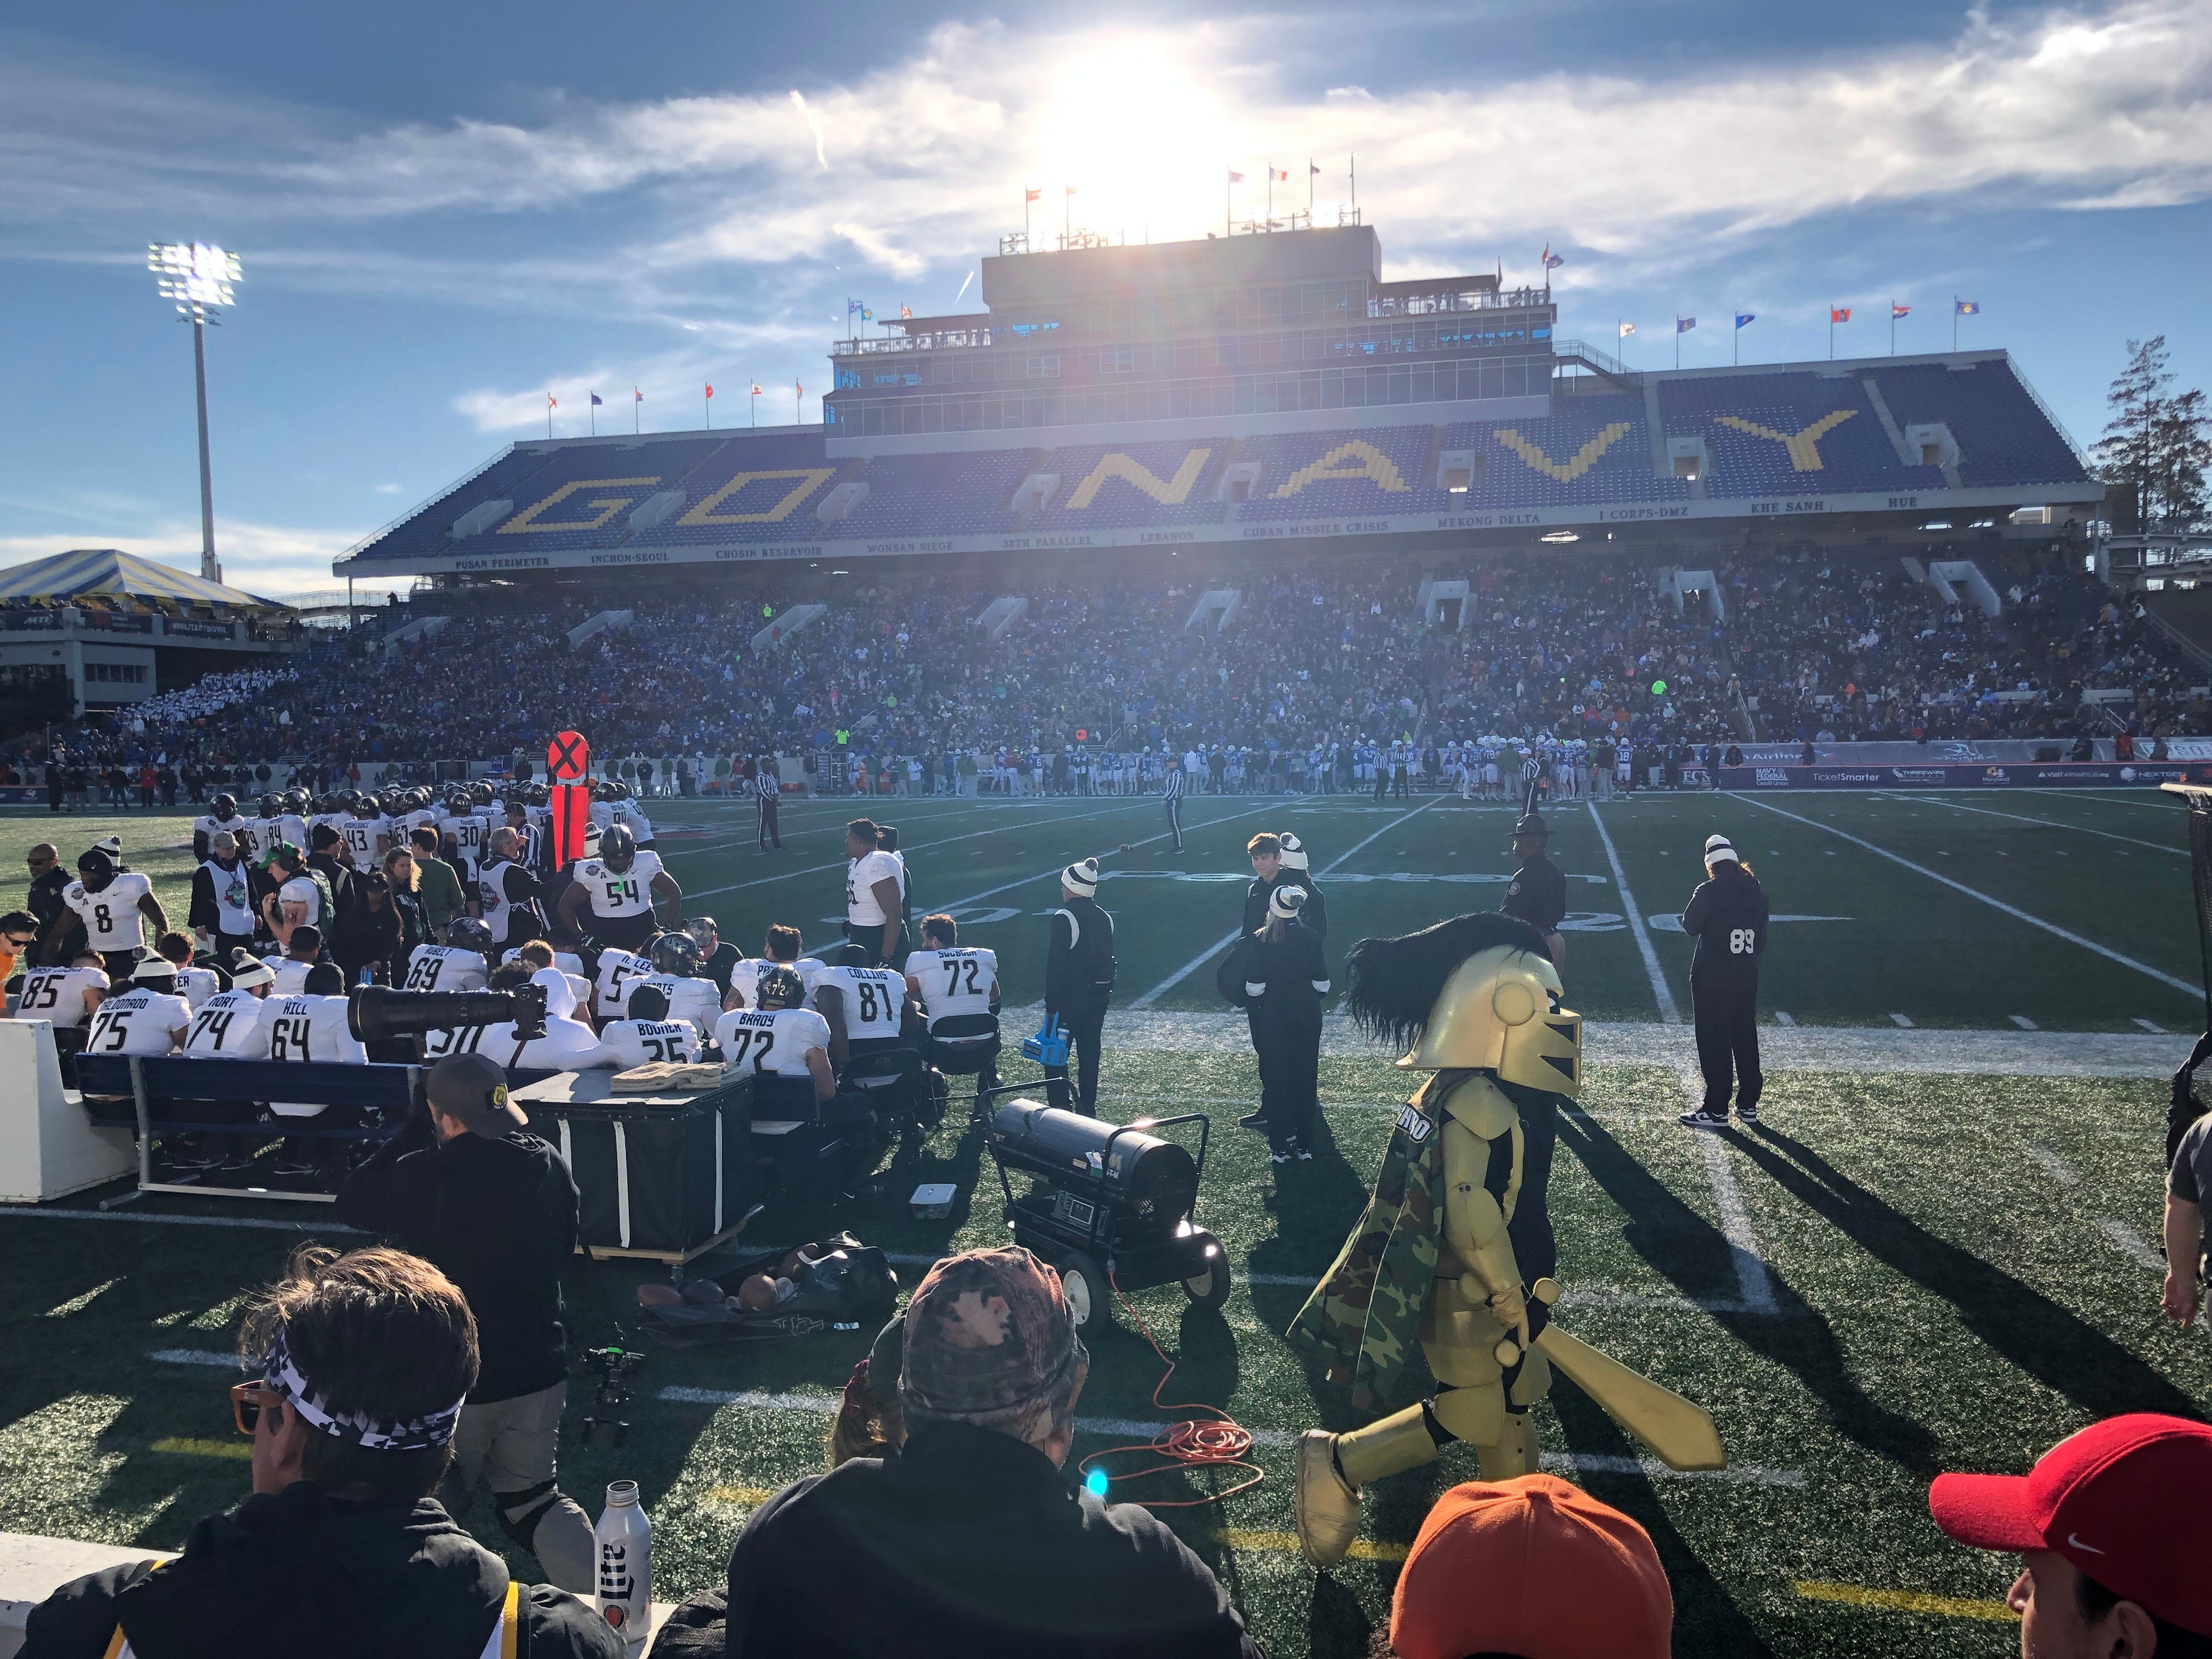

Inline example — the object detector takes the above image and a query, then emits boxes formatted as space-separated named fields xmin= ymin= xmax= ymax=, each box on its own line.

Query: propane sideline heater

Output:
xmin=986 ymin=1098 xmax=1229 ymax=1329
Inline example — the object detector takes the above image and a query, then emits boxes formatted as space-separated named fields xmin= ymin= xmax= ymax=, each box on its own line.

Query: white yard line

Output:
xmin=2010 ymin=1015 xmax=2039 ymax=1030
xmin=1889 ymin=1013 xmax=1915 ymax=1029
xmin=2022 ymin=1144 xmax=2080 ymax=1186
xmin=927 ymin=803 xmax=1281 ymax=921
xmin=150 ymin=1348 xmax=239 ymax=1368
xmin=685 ymin=800 xmax=1150 ymax=900
xmin=1586 ymin=803 xmax=1680 ymax=1024
xmin=1899 ymin=794 xmax=2185 ymax=856
xmin=1130 ymin=794 xmax=1443 ymax=1008
xmin=2097 ymin=1217 xmax=2164 ymax=1273
xmin=2136 ymin=1018 xmax=2169 ymax=1034
xmin=1737 ymin=795 xmax=2201 ymax=997
xmin=1695 ymin=1127 xmax=1779 ymax=1317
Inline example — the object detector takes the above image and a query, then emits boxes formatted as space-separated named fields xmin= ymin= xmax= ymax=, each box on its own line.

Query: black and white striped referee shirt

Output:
xmin=1163 ymin=768 xmax=1186 ymax=801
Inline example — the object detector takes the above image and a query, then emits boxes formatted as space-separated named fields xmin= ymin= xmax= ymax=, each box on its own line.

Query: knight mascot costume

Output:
xmin=1288 ymin=913 xmax=1723 ymax=1569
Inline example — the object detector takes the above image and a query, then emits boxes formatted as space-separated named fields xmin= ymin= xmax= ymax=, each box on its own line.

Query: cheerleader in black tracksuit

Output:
xmin=1679 ymin=832 xmax=1770 ymax=1128
xmin=1221 ymin=885 xmax=1330 ymax=1160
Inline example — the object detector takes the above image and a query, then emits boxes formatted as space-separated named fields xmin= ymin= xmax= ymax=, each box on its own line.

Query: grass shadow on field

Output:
xmin=1555 ymin=1111 xmax=1942 ymax=1473
xmin=1740 ymin=1125 xmax=2202 ymax=1423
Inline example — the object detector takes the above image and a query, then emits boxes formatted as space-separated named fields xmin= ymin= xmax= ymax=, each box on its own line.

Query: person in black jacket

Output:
xmin=20 ymin=1242 xmax=618 ymax=1659
xmin=1677 ymin=834 xmax=1770 ymax=1129
xmin=1220 ymin=885 xmax=1331 ymax=1161
xmin=726 ymin=1246 xmax=1261 ymax=1659
xmin=1043 ymin=858 xmax=1114 ymax=1115
xmin=335 ymin=1052 xmax=595 ymax=1592
xmin=1500 ymin=815 xmax=1567 ymax=970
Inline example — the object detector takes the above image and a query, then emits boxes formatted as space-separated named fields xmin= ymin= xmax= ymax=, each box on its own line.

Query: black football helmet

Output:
xmin=355 ymin=793 xmax=381 ymax=817
xmin=76 ymin=848 xmax=117 ymax=893
xmin=756 ymin=966 xmax=805 ymax=1011
xmin=647 ymin=930 xmax=700 ymax=978
xmin=445 ymin=917 xmax=495 ymax=955
xmin=212 ymin=793 xmax=236 ymax=818
xmin=599 ymin=823 xmax=636 ymax=873
xmin=447 ymin=794 xmax=471 ymax=817
xmin=259 ymin=794 xmax=279 ymax=818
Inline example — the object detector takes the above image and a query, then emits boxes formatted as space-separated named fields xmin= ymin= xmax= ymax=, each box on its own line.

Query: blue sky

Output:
xmin=5 ymin=0 xmax=2211 ymax=595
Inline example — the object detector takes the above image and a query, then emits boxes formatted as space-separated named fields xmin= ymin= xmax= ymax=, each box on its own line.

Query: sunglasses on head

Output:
xmin=230 ymin=1381 xmax=285 ymax=1436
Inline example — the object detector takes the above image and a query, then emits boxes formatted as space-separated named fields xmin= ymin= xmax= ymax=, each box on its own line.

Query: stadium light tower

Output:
xmin=149 ymin=241 xmax=242 ymax=586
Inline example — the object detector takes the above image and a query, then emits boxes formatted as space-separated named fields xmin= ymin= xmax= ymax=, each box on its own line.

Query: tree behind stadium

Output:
xmin=2097 ymin=335 xmax=2210 ymax=531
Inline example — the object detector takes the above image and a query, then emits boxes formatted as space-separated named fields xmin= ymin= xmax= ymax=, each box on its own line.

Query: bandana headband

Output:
xmin=263 ymin=1325 xmax=465 ymax=1452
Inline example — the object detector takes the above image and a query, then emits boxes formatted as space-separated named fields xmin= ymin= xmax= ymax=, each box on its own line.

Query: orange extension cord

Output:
xmin=1072 ymin=1271 xmax=1265 ymax=1510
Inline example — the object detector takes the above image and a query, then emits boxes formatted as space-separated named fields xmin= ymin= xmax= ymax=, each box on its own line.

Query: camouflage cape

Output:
xmin=1286 ymin=1069 xmax=1463 ymax=1413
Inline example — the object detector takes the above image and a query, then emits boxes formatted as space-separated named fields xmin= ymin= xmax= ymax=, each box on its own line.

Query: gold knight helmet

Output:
xmin=1342 ymin=913 xmax=1582 ymax=1095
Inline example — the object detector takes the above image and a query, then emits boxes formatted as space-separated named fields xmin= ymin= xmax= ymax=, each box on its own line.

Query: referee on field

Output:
xmin=1163 ymin=754 xmax=1187 ymax=853
xmin=755 ymin=754 xmax=783 ymax=851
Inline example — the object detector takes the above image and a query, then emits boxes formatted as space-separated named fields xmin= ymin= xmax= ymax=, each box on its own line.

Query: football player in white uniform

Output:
xmin=811 ymin=954 xmax=917 ymax=1071
xmin=724 ymin=924 xmax=828 ymax=1011
xmin=262 ymin=961 xmax=368 ymax=1176
xmin=64 ymin=848 xmax=165 ymax=980
xmin=155 ymin=932 xmax=224 ymax=1009
xmin=591 ymin=983 xmax=701 ymax=1070
xmin=421 ymin=961 xmax=602 ymax=1069
xmin=404 ymin=916 xmax=495 ymax=992
xmin=633 ymin=932 xmax=720 ymax=1031
xmin=255 ymin=794 xmax=308 ymax=863
xmin=555 ymin=824 xmax=678 ymax=953
xmin=842 ymin=819 xmax=905 ymax=967
xmin=175 ymin=956 xmax=276 ymax=1171
xmin=902 ymin=912 xmax=1001 ymax=1097
xmin=713 ymin=967 xmax=835 ymax=1104
xmin=588 ymin=944 xmax=656 ymax=1021
xmin=191 ymin=793 xmax=251 ymax=863
xmin=83 ymin=958 xmax=193 ymax=1057
xmin=340 ymin=794 xmax=393 ymax=876
xmin=437 ymin=793 xmax=489 ymax=881
xmin=13 ymin=951 xmax=111 ymax=1039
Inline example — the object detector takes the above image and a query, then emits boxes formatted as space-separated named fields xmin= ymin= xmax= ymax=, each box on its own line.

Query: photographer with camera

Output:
xmin=336 ymin=1052 xmax=596 ymax=1594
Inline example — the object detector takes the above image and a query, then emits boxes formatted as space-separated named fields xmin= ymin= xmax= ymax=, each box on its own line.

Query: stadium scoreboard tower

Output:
xmin=823 ymin=224 xmax=1561 ymax=452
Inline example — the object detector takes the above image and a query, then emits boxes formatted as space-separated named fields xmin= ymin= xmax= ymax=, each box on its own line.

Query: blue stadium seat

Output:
xmin=1865 ymin=360 xmax=2090 ymax=487
xmin=1231 ymin=425 xmax=1440 ymax=520
xmin=833 ymin=449 xmax=1047 ymax=539
xmin=1660 ymin=373 xmax=1946 ymax=498
xmin=1442 ymin=396 xmax=1685 ymax=510
xmin=1029 ymin=439 xmax=1228 ymax=529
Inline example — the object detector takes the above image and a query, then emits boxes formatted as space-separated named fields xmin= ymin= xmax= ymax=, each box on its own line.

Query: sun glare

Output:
xmin=1028 ymin=41 xmax=1239 ymax=242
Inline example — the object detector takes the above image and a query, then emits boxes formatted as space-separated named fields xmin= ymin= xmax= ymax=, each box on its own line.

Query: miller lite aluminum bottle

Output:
xmin=594 ymin=1479 xmax=652 ymax=1653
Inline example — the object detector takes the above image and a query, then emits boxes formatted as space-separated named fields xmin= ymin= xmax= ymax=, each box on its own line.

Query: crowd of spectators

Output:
xmin=12 ymin=548 xmax=2207 ymax=787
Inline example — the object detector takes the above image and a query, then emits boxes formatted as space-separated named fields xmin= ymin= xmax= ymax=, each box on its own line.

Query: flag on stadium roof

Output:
xmin=589 ymin=392 xmax=603 ymax=406
xmin=1025 ymin=187 xmax=1041 ymax=202
xmin=1734 ymin=313 xmax=1755 ymax=328
xmin=1892 ymin=303 xmax=1912 ymax=319
xmin=1309 ymin=161 xmax=1321 ymax=175
xmin=1227 ymin=170 xmax=1245 ymax=183
xmin=1955 ymin=299 xmax=1979 ymax=315
xmin=751 ymin=382 xmax=763 ymax=396
xmin=900 ymin=304 xmax=912 ymax=318
xmin=1676 ymin=317 xmax=1696 ymax=333
xmin=633 ymin=387 xmax=642 ymax=402
xmin=1618 ymin=321 xmax=1635 ymax=337
xmin=1066 ymin=184 xmax=1077 ymax=195
xmin=546 ymin=393 xmax=556 ymax=408
xmin=704 ymin=383 xmax=714 ymax=398
xmin=1830 ymin=306 xmax=1852 ymax=323
xmin=1272 ymin=167 xmax=1289 ymax=182
xmin=1541 ymin=244 xmax=1564 ymax=270
xmin=847 ymin=298 xmax=864 ymax=314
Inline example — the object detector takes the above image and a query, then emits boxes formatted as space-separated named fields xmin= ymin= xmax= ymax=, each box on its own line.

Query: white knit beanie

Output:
xmin=1268 ymin=884 xmax=1308 ymax=922
xmin=1062 ymin=857 xmax=1099 ymax=898
xmin=1277 ymin=832 xmax=1310 ymax=872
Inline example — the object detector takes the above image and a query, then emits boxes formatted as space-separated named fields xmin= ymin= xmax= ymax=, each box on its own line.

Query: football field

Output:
xmin=4 ymin=787 xmax=2209 ymax=1656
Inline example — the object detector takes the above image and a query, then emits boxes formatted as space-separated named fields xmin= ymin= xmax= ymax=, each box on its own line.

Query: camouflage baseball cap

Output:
xmin=899 ymin=1246 xmax=1082 ymax=1420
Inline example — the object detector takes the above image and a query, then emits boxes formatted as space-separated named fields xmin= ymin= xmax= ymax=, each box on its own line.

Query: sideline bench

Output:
xmin=74 ymin=1056 xmax=427 ymax=1208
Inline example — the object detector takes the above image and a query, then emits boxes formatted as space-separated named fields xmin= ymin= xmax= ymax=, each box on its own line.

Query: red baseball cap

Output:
xmin=1390 ymin=1475 xmax=1672 ymax=1659
xmin=1928 ymin=1414 xmax=2212 ymax=1635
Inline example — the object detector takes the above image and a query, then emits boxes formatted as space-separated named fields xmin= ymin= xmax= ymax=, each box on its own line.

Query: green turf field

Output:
xmin=4 ymin=788 xmax=2208 ymax=1655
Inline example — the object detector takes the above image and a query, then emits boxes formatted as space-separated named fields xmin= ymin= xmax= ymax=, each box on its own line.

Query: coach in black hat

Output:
xmin=1501 ymin=814 xmax=1567 ymax=968
xmin=336 ymin=1052 xmax=594 ymax=1592
xmin=1043 ymin=859 xmax=1115 ymax=1115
